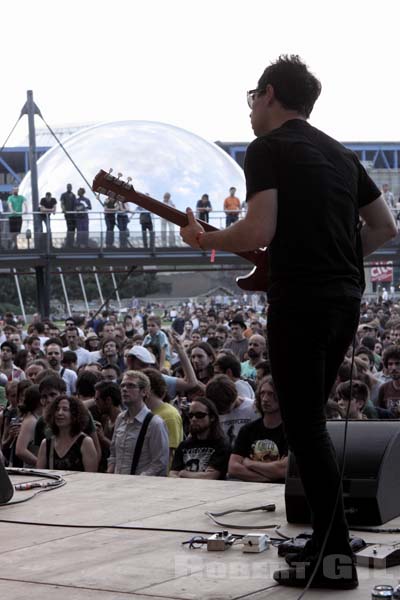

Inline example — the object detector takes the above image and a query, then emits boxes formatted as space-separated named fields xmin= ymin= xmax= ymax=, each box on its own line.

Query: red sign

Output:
xmin=370 ymin=262 xmax=393 ymax=283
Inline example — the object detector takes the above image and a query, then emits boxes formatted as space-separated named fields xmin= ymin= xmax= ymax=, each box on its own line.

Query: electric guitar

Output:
xmin=92 ymin=169 xmax=269 ymax=292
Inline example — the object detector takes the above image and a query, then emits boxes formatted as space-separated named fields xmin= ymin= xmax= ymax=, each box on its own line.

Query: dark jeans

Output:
xmin=267 ymin=296 xmax=360 ymax=553
xmin=141 ymin=221 xmax=154 ymax=251
xmin=76 ymin=214 xmax=89 ymax=247
xmin=226 ymin=214 xmax=239 ymax=227
xmin=117 ymin=213 xmax=129 ymax=248
xmin=105 ymin=213 xmax=116 ymax=247
xmin=64 ymin=215 xmax=76 ymax=247
xmin=9 ymin=216 xmax=22 ymax=233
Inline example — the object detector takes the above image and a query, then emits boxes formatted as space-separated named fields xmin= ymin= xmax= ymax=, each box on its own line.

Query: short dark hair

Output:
xmin=257 ymin=54 xmax=321 ymax=118
xmin=215 ymin=353 xmax=241 ymax=378
xmin=101 ymin=363 xmax=121 ymax=377
xmin=95 ymin=380 xmax=121 ymax=406
xmin=38 ymin=374 xmax=67 ymax=394
xmin=76 ymin=370 xmax=102 ymax=397
xmin=143 ymin=368 xmax=167 ymax=400
xmin=62 ymin=350 xmax=77 ymax=365
xmin=336 ymin=379 xmax=369 ymax=405
xmin=205 ymin=374 xmax=237 ymax=414
xmin=1 ymin=340 xmax=17 ymax=355
xmin=383 ymin=345 xmax=400 ymax=368
xmin=256 ymin=359 xmax=271 ymax=377
xmin=44 ymin=337 xmax=63 ymax=349
xmin=19 ymin=384 xmax=41 ymax=415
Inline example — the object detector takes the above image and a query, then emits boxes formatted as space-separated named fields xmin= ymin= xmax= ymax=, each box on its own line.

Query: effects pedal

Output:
xmin=242 ymin=533 xmax=270 ymax=553
xmin=356 ymin=544 xmax=400 ymax=569
xmin=207 ymin=531 xmax=235 ymax=551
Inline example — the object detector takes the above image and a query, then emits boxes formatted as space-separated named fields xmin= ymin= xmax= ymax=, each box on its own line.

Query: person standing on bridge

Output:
xmin=180 ymin=54 xmax=397 ymax=590
xmin=7 ymin=187 xmax=27 ymax=250
xmin=60 ymin=184 xmax=77 ymax=248
xmin=160 ymin=192 xmax=176 ymax=246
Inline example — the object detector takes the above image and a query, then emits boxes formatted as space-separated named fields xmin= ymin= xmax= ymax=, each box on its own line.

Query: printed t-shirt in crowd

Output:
xmin=377 ymin=381 xmax=400 ymax=416
xmin=240 ymin=360 xmax=257 ymax=381
xmin=171 ymin=437 xmax=231 ymax=479
xmin=233 ymin=418 xmax=288 ymax=483
xmin=219 ymin=397 xmax=257 ymax=449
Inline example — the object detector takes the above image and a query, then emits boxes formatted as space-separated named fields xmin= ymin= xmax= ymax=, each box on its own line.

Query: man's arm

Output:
xmin=228 ymin=453 xmax=270 ymax=482
xmin=168 ymin=331 xmax=201 ymax=392
xmin=180 ymin=190 xmax=278 ymax=252
xmin=178 ymin=466 xmax=221 ymax=480
xmin=243 ymin=456 xmax=288 ymax=481
xmin=359 ymin=196 xmax=397 ymax=256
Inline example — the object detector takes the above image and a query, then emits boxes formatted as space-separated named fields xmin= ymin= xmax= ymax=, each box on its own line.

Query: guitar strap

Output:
xmin=130 ymin=413 xmax=154 ymax=475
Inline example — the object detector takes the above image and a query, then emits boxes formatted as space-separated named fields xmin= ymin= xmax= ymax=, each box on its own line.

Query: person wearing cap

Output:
xmin=223 ymin=318 xmax=248 ymax=362
xmin=127 ymin=335 xmax=200 ymax=402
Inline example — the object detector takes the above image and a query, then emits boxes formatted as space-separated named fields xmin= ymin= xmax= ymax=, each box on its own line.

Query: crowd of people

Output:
xmin=0 ymin=296 xmax=398 ymax=480
xmin=0 ymin=185 xmax=246 ymax=251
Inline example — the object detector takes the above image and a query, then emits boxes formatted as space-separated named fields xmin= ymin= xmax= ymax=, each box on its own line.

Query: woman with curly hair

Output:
xmin=36 ymin=395 xmax=98 ymax=472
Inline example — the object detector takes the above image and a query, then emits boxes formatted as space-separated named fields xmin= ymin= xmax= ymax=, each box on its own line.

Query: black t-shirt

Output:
xmin=171 ymin=437 xmax=230 ymax=479
xmin=40 ymin=197 xmax=57 ymax=211
xmin=244 ymin=119 xmax=380 ymax=302
xmin=233 ymin=418 xmax=288 ymax=462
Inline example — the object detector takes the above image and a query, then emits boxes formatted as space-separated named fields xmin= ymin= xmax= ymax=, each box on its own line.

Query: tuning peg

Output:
xmin=127 ymin=176 xmax=132 ymax=183
xmin=117 ymin=172 xmax=123 ymax=179
xmin=108 ymin=168 xmax=113 ymax=175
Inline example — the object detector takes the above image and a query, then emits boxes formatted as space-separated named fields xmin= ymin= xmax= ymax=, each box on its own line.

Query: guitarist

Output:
xmin=180 ymin=54 xmax=397 ymax=590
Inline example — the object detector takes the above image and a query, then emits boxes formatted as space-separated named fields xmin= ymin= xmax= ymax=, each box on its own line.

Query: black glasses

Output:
xmin=247 ymin=88 xmax=265 ymax=109
xmin=189 ymin=411 xmax=209 ymax=420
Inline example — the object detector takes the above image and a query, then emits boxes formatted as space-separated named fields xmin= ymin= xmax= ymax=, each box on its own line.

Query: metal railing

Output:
xmin=0 ymin=210 xmax=246 ymax=253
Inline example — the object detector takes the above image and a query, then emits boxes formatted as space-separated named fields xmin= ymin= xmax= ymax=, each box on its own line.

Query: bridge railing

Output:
xmin=0 ymin=210 xmax=244 ymax=252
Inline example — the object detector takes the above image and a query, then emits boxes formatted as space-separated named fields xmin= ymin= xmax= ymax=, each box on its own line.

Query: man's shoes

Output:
xmin=284 ymin=538 xmax=318 ymax=566
xmin=273 ymin=554 xmax=359 ymax=590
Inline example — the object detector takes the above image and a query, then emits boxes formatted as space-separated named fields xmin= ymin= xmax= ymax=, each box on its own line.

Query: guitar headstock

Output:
xmin=92 ymin=169 xmax=134 ymax=202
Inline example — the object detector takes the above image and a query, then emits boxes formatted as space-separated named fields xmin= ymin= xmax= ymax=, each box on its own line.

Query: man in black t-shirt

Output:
xmin=180 ymin=55 xmax=397 ymax=590
xmin=228 ymin=376 xmax=287 ymax=482
xmin=39 ymin=192 xmax=57 ymax=235
xmin=169 ymin=397 xmax=230 ymax=480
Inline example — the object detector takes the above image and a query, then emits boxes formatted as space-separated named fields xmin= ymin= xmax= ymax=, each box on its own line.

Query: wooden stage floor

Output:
xmin=0 ymin=471 xmax=399 ymax=599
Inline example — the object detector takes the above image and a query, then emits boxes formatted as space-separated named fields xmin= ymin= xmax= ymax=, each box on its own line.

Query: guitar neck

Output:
xmin=92 ymin=169 xmax=263 ymax=265
xmin=125 ymin=189 xmax=218 ymax=233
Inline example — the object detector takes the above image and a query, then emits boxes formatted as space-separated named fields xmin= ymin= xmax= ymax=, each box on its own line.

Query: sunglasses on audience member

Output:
xmin=188 ymin=411 xmax=209 ymax=419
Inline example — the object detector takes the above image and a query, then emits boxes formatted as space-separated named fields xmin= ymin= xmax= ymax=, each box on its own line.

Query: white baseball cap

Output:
xmin=127 ymin=346 xmax=156 ymax=364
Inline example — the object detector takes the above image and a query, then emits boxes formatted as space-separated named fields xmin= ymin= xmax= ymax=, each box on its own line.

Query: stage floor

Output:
xmin=0 ymin=471 xmax=399 ymax=599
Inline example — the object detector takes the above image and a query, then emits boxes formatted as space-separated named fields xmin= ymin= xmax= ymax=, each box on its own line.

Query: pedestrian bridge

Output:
xmin=0 ymin=210 xmax=399 ymax=272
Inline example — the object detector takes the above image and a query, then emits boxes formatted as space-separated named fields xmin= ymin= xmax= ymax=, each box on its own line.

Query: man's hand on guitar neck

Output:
xmin=180 ymin=208 xmax=205 ymax=249
xmin=180 ymin=190 xmax=277 ymax=253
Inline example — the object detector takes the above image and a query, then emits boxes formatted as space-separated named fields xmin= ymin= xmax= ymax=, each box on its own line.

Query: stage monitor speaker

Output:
xmin=285 ymin=420 xmax=400 ymax=526
xmin=0 ymin=461 xmax=14 ymax=505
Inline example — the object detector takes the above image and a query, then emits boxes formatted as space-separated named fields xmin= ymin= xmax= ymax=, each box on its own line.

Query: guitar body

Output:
xmin=92 ymin=170 xmax=270 ymax=292
xmin=235 ymin=252 xmax=269 ymax=292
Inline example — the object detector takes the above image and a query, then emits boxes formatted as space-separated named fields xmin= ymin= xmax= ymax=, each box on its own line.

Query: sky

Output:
xmin=2 ymin=0 xmax=400 ymax=148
